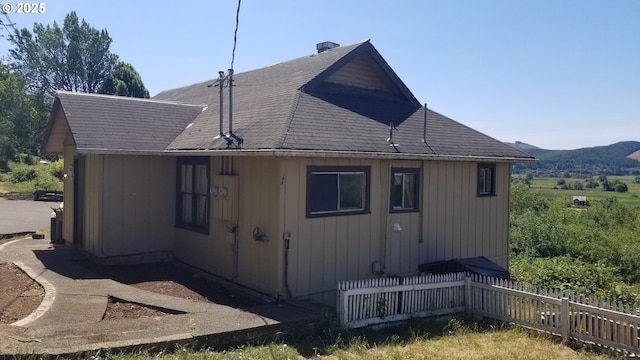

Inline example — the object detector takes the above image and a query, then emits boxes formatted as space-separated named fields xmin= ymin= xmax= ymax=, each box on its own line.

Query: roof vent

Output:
xmin=316 ymin=41 xmax=340 ymax=53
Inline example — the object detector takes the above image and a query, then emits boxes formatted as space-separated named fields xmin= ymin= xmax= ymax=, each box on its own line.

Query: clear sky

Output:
xmin=1 ymin=0 xmax=638 ymax=150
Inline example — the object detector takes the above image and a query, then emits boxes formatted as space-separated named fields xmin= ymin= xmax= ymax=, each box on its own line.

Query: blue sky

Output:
xmin=1 ymin=0 xmax=638 ymax=150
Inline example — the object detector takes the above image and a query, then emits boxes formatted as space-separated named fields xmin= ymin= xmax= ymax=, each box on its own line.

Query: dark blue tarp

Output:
xmin=418 ymin=256 xmax=510 ymax=279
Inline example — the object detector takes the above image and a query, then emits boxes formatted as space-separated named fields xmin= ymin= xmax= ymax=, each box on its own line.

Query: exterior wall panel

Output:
xmin=100 ymin=155 xmax=175 ymax=257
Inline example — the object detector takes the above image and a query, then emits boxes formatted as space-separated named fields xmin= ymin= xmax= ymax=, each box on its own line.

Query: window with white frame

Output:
xmin=391 ymin=168 xmax=419 ymax=212
xmin=306 ymin=166 xmax=370 ymax=217
xmin=176 ymin=157 xmax=210 ymax=233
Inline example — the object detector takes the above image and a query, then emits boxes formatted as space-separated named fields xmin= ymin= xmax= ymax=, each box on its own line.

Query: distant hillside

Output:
xmin=629 ymin=150 xmax=640 ymax=161
xmin=512 ymin=141 xmax=640 ymax=176
xmin=505 ymin=141 xmax=542 ymax=151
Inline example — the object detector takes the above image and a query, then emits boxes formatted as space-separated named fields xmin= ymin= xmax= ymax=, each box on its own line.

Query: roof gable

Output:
xmin=301 ymin=41 xmax=421 ymax=125
xmin=44 ymin=91 xmax=205 ymax=154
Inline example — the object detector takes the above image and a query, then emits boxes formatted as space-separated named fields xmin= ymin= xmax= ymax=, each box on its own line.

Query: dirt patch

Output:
xmin=81 ymin=262 xmax=261 ymax=308
xmin=0 ymin=241 xmax=261 ymax=323
xmin=0 ymin=263 xmax=44 ymax=324
xmin=103 ymin=296 xmax=185 ymax=321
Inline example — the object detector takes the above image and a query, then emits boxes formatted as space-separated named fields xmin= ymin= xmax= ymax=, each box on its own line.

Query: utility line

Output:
xmin=230 ymin=0 xmax=241 ymax=70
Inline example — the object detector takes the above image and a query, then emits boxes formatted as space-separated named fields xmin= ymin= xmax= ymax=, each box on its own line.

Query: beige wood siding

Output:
xmin=81 ymin=154 xmax=103 ymax=255
xmin=282 ymin=157 xmax=384 ymax=304
xmin=420 ymin=161 xmax=511 ymax=268
xmin=282 ymin=158 xmax=512 ymax=305
xmin=175 ymin=157 xmax=239 ymax=281
xmin=98 ymin=155 xmax=175 ymax=257
xmin=235 ymin=157 xmax=282 ymax=296
xmin=61 ymin=139 xmax=76 ymax=243
xmin=173 ymin=157 xmax=282 ymax=297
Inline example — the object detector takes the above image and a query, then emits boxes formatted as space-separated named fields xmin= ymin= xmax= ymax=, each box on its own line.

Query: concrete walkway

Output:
xmin=0 ymin=237 xmax=327 ymax=356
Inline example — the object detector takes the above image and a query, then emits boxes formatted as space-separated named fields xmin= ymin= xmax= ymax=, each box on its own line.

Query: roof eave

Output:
xmin=163 ymin=148 xmax=537 ymax=163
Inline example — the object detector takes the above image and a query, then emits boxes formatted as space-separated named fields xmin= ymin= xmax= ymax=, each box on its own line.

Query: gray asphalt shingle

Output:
xmin=49 ymin=40 xmax=533 ymax=161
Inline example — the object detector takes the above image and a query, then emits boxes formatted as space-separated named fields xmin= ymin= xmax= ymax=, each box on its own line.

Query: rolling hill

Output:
xmin=510 ymin=141 xmax=640 ymax=176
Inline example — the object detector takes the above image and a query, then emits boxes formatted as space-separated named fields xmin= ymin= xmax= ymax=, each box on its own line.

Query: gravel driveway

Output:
xmin=0 ymin=198 xmax=59 ymax=235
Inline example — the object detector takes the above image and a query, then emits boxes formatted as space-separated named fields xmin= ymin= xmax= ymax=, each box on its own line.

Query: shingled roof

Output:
xmin=43 ymin=40 xmax=534 ymax=161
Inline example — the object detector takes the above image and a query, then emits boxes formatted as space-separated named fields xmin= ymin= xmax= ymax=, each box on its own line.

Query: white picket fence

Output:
xmin=337 ymin=273 xmax=640 ymax=355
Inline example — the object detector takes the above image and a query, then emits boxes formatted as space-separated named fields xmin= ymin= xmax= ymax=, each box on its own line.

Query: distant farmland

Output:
xmin=520 ymin=175 xmax=640 ymax=207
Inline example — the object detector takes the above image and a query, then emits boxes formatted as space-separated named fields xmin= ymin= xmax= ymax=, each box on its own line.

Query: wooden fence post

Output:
xmin=560 ymin=297 xmax=570 ymax=343
xmin=337 ymin=285 xmax=345 ymax=329
xmin=465 ymin=276 xmax=472 ymax=317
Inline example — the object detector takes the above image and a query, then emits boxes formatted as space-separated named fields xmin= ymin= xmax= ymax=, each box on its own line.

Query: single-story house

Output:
xmin=573 ymin=196 xmax=589 ymax=206
xmin=41 ymin=40 xmax=535 ymax=305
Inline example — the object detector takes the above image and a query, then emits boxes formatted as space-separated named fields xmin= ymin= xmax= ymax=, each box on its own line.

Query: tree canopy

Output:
xmin=8 ymin=11 xmax=118 ymax=96
xmin=7 ymin=11 xmax=149 ymax=99
xmin=98 ymin=61 xmax=149 ymax=98
xmin=0 ymin=62 xmax=49 ymax=164
xmin=1 ymin=11 xmax=151 ymax=162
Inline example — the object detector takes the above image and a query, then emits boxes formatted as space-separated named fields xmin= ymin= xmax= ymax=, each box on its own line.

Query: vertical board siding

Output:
xmin=418 ymin=161 xmax=511 ymax=268
xmin=82 ymin=154 xmax=103 ymax=255
xmin=283 ymin=157 xmax=382 ymax=304
xmin=285 ymin=158 xmax=511 ymax=305
xmin=235 ymin=157 xmax=281 ymax=296
xmin=100 ymin=155 xmax=175 ymax=257
xmin=62 ymin=142 xmax=76 ymax=242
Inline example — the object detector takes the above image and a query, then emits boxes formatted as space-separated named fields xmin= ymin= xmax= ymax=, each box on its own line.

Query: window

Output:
xmin=477 ymin=163 xmax=496 ymax=196
xmin=390 ymin=168 xmax=419 ymax=212
xmin=176 ymin=157 xmax=210 ymax=233
xmin=306 ymin=166 xmax=370 ymax=217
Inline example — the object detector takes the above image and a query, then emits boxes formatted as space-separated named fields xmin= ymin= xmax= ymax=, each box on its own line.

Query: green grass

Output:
xmin=16 ymin=318 xmax=618 ymax=360
xmin=524 ymin=176 xmax=640 ymax=207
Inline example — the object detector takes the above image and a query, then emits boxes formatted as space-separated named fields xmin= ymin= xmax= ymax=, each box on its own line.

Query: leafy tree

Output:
xmin=0 ymin=62 xmax=49 ymax=162
xmin=585 ymin=178 xmax=599 ymax=189
xmin=573 ymin=181 xmax=583 ymax=190
xmin=614 ymin=183 xmax=628 ymax=193
xmin=98 ymin=61 xmax=149 ymax=98
xmin=635 ymin=176 xmax=640 ymax=184
xmin=556 ymin=179 xmax=566 ymax=186
xmin=8 ymin=11 xmax=118 ymax=96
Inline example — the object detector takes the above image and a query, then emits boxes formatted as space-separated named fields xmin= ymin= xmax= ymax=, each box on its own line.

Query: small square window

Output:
xmin=390 ymin=168 xmax=419 ymax=212
xmin=306 ymin=166 xmax=370 ymax=217
xmin=477 ymin=163 xmax=496 ymax=196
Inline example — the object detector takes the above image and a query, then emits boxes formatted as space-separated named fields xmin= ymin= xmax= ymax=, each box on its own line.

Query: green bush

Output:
xmin=7 ymin=162 xmax=37 ymax=183
xmin=50 ymin=159 xmax=64 ymax=179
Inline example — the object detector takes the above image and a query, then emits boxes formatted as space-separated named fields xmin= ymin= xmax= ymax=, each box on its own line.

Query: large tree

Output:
xmin=98 ymin=61 xmax=149 ymax=98
xmin=8 ymin=11 xmax=119 ymax=96
xmin=0 ymin=62 xmax=49 ymax=162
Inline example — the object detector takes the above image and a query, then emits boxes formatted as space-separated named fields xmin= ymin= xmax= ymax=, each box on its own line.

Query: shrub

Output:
xmin=50 ymin=159 xmax=64 ymax=180
xmin=8 ymin=162 xmax=36 ymax=183
xmin=614 ymin=183 xmax=628 ymax=193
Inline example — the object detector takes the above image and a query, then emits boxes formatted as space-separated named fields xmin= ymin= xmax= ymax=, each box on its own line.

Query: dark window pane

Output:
xmin=196 ymin=195 xmax=208 ymax=226
xmin=195 ymin=164 xmax=208 ymax=195
xmin=391 ymin=174 xmax=403 ymax=208
xmin=310 ymin=173 xmax=338 ymax=213
xmin=181 ymin=165 xmax=192 ymax=192
xmin=403 ymin=173 xmax=416 ymax=209
xmin=182 ymin=194 xmax=192 ymax=223
xmin=339 ymin=173 xmax=364 ymax=210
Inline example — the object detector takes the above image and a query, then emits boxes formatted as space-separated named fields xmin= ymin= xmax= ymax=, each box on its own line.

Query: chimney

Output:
xmin=316 ymin=41 xmax=340 ymax=53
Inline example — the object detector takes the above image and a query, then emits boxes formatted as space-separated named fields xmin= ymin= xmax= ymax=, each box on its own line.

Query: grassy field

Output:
xmin=51 ymin=319 xmax=617 ymax=360
xmin=522 ymin=175 xmax=640 ymax=207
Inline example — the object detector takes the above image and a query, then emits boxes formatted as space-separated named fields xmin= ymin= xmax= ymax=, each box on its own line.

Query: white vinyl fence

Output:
xmin=337 ymin=273 xmax=640 ymax=356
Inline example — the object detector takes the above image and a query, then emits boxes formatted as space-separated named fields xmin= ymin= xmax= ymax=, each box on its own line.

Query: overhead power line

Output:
xmin=230 ymin=0 xmax=241 ymax=70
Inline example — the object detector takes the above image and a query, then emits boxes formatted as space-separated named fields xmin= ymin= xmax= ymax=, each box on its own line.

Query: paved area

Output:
xmin=0 ymin=237 xmax=327 ymax=356
xmin=0 ymin=199 xmax=58 ymax=236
